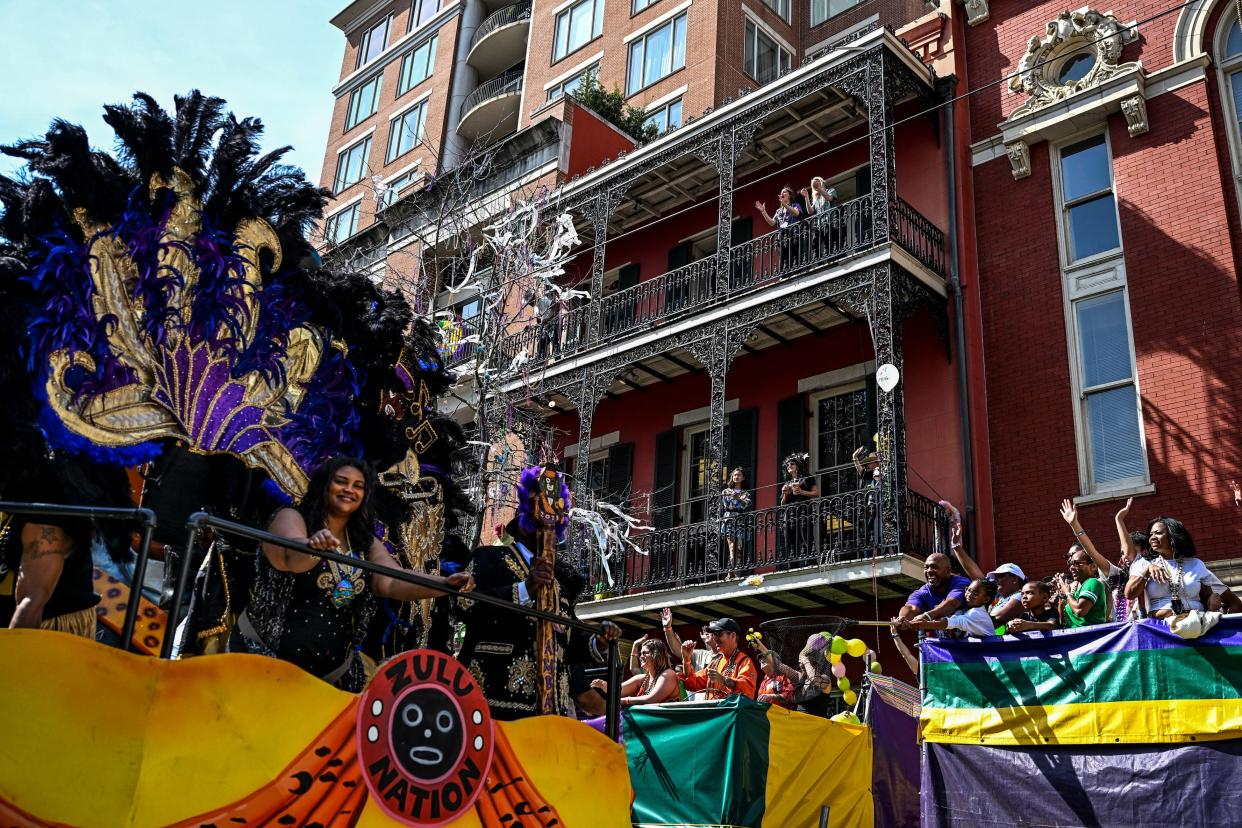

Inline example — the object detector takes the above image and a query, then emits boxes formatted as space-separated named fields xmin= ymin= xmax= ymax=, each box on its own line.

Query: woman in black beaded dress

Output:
xmin=229 ymin=456 xmax=473 ymax=690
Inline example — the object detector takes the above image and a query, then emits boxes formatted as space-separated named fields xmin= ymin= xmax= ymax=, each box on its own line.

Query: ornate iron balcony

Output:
xmin=496 ymin=194 xmax=944 ymax=371
xmin=579 ymin=487 xmax=949 ymax=597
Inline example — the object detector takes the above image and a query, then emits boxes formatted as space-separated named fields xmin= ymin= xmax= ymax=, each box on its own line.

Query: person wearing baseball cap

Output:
xmin=986 ymin=563 xmax=1026 ymax=632
xmin=680 ymin=617 xmax=757 ymax=700
xmin=944 ymin=507 xmax=1025 ymax=632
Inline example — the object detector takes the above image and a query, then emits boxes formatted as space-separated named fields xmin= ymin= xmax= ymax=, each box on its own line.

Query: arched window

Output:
xmin=1215 ymin=11 xmax=1242 ymax=208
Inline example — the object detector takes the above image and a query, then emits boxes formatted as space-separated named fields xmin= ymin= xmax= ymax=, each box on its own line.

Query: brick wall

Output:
xmin=972 ymin=81 xmax=1242 ymax=579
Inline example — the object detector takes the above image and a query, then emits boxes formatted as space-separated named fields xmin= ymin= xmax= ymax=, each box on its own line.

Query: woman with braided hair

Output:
xmin=779 ymin=453 xmax=819 ymax=562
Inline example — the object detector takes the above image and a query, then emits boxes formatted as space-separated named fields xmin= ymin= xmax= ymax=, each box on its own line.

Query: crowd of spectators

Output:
xmin=890 ymin=497 xmax=1242 ymax=671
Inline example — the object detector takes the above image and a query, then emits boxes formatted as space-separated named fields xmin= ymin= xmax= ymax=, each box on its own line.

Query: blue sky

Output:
xmin=0 ymin=0 xmax=344 ymax=186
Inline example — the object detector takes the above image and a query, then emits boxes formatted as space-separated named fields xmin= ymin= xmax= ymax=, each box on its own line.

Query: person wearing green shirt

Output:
xmin=1056 ymin=547 xmax=1109 ymax=627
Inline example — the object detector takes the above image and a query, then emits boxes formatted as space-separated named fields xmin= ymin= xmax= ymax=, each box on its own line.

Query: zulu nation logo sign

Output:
xmin=357 ymin=649 xmax=496 ymax=826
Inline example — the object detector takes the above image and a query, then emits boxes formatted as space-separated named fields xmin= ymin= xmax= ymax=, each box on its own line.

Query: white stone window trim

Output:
xmin=382 ymin=158 xmax=425 ymax=184
xmin=1212 ymin=8 xmax=1242 ymax=221
xmin=741 ymin=8 xmax=797 ymax=59
xmin=1049 ymin=129 xmax=1150 ymax=497
xmin=623 ymin=0 xmax=692 ymax=44
xmin=564 ymin=431 xmax=620 ymax=458
xmin=673 ymin=398 xmax=740 ymax=427
xmin=798 ymin=359 xmax=875 ymax=394
xmin=387 ymin=88 xmax=435 ymax=123
xmin=543 ymin=50 xmax=606 ymax=90
xmin=640 ymin=83 xmax=689 ymax=111
xmin=1000 ymin=67 xmax=1147 ymax=180
xmin=335 ymin=127 xmax=377 ymax=157
xmin=326 ymin=192 xmax=366 ymax=220
xmin=971 ymin=56 xmax=1208 ymax=169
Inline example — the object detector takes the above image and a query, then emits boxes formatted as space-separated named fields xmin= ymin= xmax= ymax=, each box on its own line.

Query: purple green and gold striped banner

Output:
xmin=920 ymin=617 xmax=1242 ymax=745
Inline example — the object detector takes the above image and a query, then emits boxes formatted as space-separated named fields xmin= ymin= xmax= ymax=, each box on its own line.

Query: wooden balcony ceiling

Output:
xmin=541 ymin=299 xmax=851 ymax=407
xmin=576 ymin=552 xmax=925 ymax=638
xmin=599 ymin=90 xmax=862 ymax=235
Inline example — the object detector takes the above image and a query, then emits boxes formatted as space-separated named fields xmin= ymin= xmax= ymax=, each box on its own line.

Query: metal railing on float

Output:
xmin=0 ymin=501 xmax=156 ymax=655
xmin=0 ymin=502 xmax=624 ymax=740
xmin=169 ymin=512 xmax=624 ymax=738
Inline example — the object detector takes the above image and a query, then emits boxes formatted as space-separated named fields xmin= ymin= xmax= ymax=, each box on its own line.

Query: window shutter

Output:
xmin=776 ymin=393 xmax=806 ymax=482
xmin=727 ymin=408 xmax=759 ymax=490
xmin=730 ymin=217 xmax=753 ymax=245
xmin=618 ymin=263 xmax=640 ymax=289
xmin=606 ymin=442 xmax=634 ymax=509
xmin=667 ymin=242 xmax=692 ymax=269
xmin=856 ymin=165 xmax=871 ymax=196
xmin=865 ymin=371 xmax=878 ymax=450
xmin=653 ymin=429 xmax=678 ymax=529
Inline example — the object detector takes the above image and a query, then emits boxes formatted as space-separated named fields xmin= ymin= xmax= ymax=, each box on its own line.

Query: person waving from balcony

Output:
xmin=680 ymin=617 xmax=757 ymax=700
xmin=756 ymin=186 xmax=804 ymax=274
xmin=801 ymin=178 xmax=838 ymax=259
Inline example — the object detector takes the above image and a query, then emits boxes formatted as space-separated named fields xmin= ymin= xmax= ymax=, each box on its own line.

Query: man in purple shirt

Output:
xmin=895 ymin=553 xmax=970 ymax=631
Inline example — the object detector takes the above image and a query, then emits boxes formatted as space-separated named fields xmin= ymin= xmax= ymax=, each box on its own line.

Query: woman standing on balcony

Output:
xmin=800 ymin=178 xmax=838 ymax=259
xmin=780 ymin=454 xmax=819 ymax=563
xmin=718 ymin=467 xmax=751 ymax=574
xmin=756 ymin=187 xmax=804 ymax=275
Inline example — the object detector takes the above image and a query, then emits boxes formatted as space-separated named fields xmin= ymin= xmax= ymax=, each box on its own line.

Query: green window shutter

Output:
xmin=776 ymin=393 xmax=806 ymax=481
xmin=606 ymin=442 xmax=634 ymax=510
xmin=653 ymin=429 xmax=678 ymax=529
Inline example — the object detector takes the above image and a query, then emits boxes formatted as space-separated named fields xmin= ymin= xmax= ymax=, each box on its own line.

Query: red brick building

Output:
xmin=961 ymin=0 xmax=1242 ymax=579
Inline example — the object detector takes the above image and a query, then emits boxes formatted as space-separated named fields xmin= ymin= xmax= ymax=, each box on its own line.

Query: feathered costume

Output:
xmin=458 ymin=466 xmax=605 ymax=719
xmin=0 ymin=91 xmax=473 ymax=661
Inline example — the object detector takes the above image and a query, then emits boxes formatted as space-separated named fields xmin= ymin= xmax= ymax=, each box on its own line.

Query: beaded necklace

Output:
xmin=315 ymin=532 xmax=365 ymax=608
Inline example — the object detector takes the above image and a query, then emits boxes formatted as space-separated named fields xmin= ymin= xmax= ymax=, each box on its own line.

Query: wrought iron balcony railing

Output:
xmin=581 ymin=488 xmax=948 ymax=597
xmin=471 ymin=1 xmax=532 ymax=53
xmin=461 ymin=68 xmax=524 ymax=120
xmin=497 ymin=195 xmax=943 ymax=370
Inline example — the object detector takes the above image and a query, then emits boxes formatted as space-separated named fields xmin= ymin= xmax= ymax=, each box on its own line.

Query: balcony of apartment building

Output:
xmin=457 ymin=0 xmax=530 ymax=142
xmin=473 ymin=28 xmax=956 ymax=629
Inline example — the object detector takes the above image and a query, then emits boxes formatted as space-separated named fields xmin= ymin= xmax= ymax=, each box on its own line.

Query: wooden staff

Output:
xmin=532 ymin=465 xmax=566 ymax=715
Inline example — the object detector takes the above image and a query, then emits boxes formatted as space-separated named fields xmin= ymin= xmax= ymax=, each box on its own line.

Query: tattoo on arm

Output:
xmin=24 ymin=526 xmax=70 ymax=560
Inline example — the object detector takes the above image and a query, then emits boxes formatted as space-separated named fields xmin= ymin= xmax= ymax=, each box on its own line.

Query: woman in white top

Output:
xmin=799 ymin=177 xmax=836 ymax=216
xmin=1124 ymin=516 xmax=1218 ymax=617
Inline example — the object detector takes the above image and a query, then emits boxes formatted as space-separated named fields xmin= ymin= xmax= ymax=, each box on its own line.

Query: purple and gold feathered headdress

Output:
xmin=0 ymin=92 xmax=458 ymax=500
xmin=516 ymin=465 xmax=571 ymax=540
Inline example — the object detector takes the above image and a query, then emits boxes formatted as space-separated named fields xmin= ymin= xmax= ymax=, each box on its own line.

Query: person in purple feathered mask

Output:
xmin=457 ymin=463 xmax=620 ymax=721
